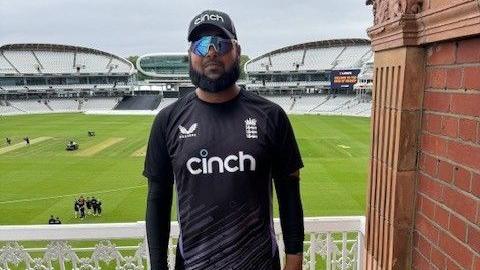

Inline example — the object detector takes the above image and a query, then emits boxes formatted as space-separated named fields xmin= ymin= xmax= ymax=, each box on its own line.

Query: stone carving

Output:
xmin=367 ymin=0 xmax=424 ymax=24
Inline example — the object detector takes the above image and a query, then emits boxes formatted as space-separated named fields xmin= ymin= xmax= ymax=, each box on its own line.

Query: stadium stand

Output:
xmin=0 ymin=54 xmax=17 ymax=73
xmin=301 ymin=47 xmax=344 ymax=71
xmin=241 ymin=39 xmax=373 ymax=117
xmin=9 ymin=100 xmax=50 ymax=113
xmin=0 ymin=97 xmax=124 ymax=114
xmin=2 ymin=51 xmax=40 ymax=74
xmin=310 ymin=95 xmax=354 ymax=112
xmin=75 ymin=53 xmax=110 ymax=73
xmin=291 ymin=95 xmax=329 ymax=113
xmin=263 ymin=96 xmax=294 ymax=112
xmin=332 ymin=46 xmax=372 ymax=69
xmin=245 ymin=39 xmax=372 ymax=94
xmin=0 ymin=44 xmax=134 ymax=99
xmin=82 ymin=98 xmax=120 ymax=111
xmin=156 ymin=98 xmax=178 ymax=111
xmin=340 ymin=100 xmax=372 ymax=116
xmin=269 ymin=50 xmax=304 ymax=71
xmin=114 ymin=95 xmax=162 ymax=110
xmin=47 ymin=99 xmax=79 ymax=112
xmin=0 ymin=103 xmax=22 ymax=114
xmin=353 ymin=54 xmax=374 ymax=102
xmin=0 ymin=41 xmax=372 ymax=117
xmin=34 ymin=51 xmax=75 ymax=74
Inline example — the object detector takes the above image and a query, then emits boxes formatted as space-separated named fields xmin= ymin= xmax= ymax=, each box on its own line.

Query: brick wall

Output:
xmin=413 ymin=37 xmax=480 ymax=269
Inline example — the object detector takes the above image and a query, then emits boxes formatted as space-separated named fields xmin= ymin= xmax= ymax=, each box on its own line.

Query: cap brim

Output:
xmin=188 ymin=23 xmax=235 ymax=41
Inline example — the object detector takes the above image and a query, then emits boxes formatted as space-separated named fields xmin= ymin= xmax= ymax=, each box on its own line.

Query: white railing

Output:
xmin=0 ymin=216 xmax=365 ymax=270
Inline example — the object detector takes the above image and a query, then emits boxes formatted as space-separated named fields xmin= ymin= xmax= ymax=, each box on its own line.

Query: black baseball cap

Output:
xmin=188 ymin=10 xmax=237 ymax=41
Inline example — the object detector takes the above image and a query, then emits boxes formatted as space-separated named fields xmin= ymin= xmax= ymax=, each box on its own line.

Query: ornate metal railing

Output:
xmin=0 ymin=216 xmax=365 ymax=270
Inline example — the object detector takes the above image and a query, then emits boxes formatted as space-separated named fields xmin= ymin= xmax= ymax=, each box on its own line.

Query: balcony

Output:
xmin=0 ymin=216 xmax=365 ymax=270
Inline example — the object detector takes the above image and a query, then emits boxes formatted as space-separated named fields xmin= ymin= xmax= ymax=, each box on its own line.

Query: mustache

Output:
xmin=202 ymin=60 xmax=223 ymax=68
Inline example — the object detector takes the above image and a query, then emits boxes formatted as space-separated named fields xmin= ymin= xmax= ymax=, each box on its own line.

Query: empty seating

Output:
xmin=263 ymin=96 xmax=293 ymax=112
xmin=156 ymin=98 xmax=177 ymax=111
xmin=75 ymin=53 xmax=111 ymax=73
xmin=3 ymin=51 xmax=40 ymax=74
xmin=83 ymin=98 xmax=120 ymax=110
xmin=311 ymin=95 xmax=355 ymax=112
xmin=35 ymin=51 xmax=75 ymax=74
xmin=333 ymin=46 xmax=371 ymax=69
xmin=301 ymin=47 xmax=344 ymax=71
xmin=114 ymin=95 xmax=162 ymax=110
xmin=0 ymin=104 xmax=23 ymax=115
xmin=246 ymin=57 xmax=271 ymax=72
xmin=9 ymin=100 xmax=50 ymax=113
xmin=269 ymin=50 xmax=304 ymax=71
xmin=108 ymin=58 xmax=132 ymax=73
xmin=47 ymin=99 xmax=79 ymax=111
xmin=291 ymin=95 xmax=328 ymax=112
xmin=0 ymin=54 xmax=17 ymax=74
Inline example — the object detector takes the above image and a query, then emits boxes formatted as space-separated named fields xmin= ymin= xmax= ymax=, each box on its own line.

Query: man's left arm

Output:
xmin=274 ymin=170 xmax=304 ymax=270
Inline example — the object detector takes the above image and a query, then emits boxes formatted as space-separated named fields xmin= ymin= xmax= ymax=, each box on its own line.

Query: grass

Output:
xmin=0 ymin=113 xmax=370 ymax=225
xmin=0 ymin=112 xmax=370 ymax=269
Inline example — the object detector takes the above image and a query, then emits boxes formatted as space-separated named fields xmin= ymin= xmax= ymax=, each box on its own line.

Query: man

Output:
xmin=48 ymin=215 xmax=56 ymax=224
xmin=73 ymin=198 xmax=79 ymax=218
xmin=78 ymin=196 xmax=86 ymax=220
xmin=144 ymin=10 xmax=304 ymax=270
xmin=86 ymin=197 xmax=92 ymax=215
xmin=54 ymin=216 xmax=62 ymax=224
xmin=91 ymin=196 xmax=98 ymax=216
xmin=96 ymin=199 xmax=102 ymax=216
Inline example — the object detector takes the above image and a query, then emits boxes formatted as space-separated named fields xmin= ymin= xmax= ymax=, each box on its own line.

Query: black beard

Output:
xmin=189 ymin=59 xmax=240 ymax=93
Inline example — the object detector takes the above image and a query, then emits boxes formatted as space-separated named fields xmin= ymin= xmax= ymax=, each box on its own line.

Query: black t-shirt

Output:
xmin=144 ymin=89 xmax=303 ymax=270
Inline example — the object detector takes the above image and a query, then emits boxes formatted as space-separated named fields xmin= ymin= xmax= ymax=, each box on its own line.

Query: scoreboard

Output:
xmin=330 ymin=69 xmax=361 ymax=90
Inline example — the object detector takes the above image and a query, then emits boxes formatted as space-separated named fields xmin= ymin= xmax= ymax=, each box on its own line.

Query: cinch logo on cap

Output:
xmin=186 ymin=149 xmax=256 ymax=175
xmin=194 ymin=13 xmax=225 ymax=25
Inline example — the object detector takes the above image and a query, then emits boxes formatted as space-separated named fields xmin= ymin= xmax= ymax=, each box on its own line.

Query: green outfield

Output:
xmin=0 ymin=113 xmax=370 ymax=225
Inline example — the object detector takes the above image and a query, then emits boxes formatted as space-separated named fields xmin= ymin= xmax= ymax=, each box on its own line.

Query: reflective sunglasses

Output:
xmin=190 ymin=36 xmax=234 ymax=57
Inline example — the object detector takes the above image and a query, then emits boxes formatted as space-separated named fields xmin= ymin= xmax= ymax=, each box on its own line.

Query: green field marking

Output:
xmin=337 ymin=144 xmax=351 ymax=149
xmin=75 ymin=137 xmax=125 ymax=156
xmin=336 ymin=144 xmax=353 ymax=157
xmin=131 ymin=145 xmax=147 ymax=157
xmin=0 ymin=137 xmax=53 ymax=155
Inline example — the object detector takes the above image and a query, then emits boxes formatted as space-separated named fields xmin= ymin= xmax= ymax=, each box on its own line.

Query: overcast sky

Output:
xmin=0 ymin=0 xmax=373 ymax=59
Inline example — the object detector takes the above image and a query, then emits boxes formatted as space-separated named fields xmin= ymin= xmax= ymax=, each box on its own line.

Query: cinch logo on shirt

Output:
xmin=194 ymin=13 xmax=225 ymax=25
xmin=186 ymin=149 xmax=256 ymax=175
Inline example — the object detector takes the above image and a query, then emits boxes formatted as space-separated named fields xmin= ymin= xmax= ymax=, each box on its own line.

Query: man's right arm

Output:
xmin=144 ymin=112 xmax=175 ymax=270
xmin=146 ymin=178 xmax=173 ymax=270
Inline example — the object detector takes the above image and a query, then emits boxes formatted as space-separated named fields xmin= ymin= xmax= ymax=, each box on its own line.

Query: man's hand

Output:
xmin=283 ymin=253 xmax=303 ymax=270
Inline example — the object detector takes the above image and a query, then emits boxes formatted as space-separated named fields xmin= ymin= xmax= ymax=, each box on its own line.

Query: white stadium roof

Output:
xmin=245 ymin=38 xmax=372 ymax=73
xmin=0 ymin=43 xmax=135 ymax=75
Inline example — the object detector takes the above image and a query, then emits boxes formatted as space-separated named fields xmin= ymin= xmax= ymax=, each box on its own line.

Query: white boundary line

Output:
xmin=0 ymin=185 xmax=146 ymax=204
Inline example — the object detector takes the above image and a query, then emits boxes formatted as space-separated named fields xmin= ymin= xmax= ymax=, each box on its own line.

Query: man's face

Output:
xmin=189 ymin=28 xmax=240 ymax=80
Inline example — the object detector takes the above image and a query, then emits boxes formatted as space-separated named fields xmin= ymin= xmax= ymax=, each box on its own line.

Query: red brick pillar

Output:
xmin=365 ymin=1 xmax=480 ymax=269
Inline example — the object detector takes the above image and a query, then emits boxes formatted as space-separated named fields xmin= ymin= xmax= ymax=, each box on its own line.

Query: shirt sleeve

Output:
xmin=143 ymin=112 xmax=174 ymax=182
xmin=271 ymin=107 xmax=304 ymax=179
